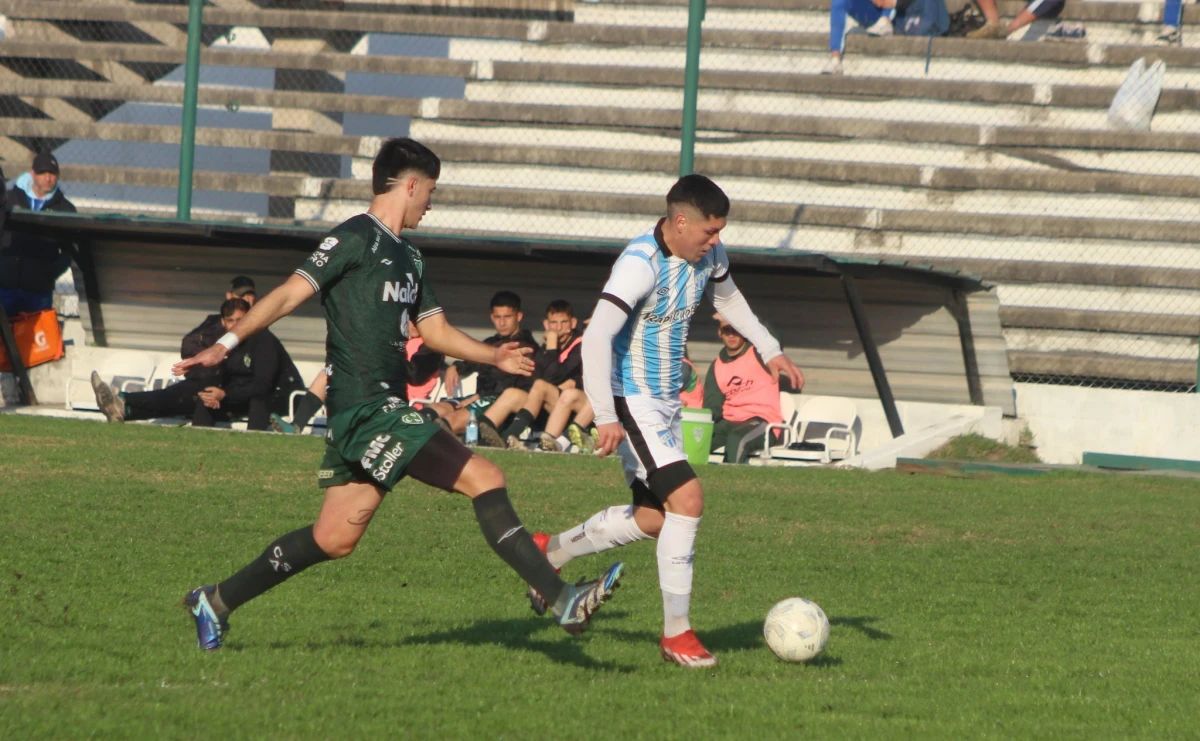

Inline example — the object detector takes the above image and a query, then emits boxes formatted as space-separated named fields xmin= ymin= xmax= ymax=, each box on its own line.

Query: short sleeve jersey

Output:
xmin=294 ymin=213 xmax=442 ymax=415
xmin=600 ymin=219 xmax=730 ymax=400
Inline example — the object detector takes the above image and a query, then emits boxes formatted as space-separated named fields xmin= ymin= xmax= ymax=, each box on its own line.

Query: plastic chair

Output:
xmin=762 ymin=395 xmax=858 ymax=464
xmin=65 ymin=351 xmax=156 ymax=410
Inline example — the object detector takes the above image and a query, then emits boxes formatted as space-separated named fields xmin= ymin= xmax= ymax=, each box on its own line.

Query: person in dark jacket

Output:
xmin=182 ymin=277 xmax=258 ymax=384
xmin=91 ymin=298 xmax=303 ymax=430
xmin=0 ymin=152 xmax=77 ymax=316
xmin=430 ymin=290 xmax=537 ymax=438
xmin=487 ymin=299 xmax=584 ymax=447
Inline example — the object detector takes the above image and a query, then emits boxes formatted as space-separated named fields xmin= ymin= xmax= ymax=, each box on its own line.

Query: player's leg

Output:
xmin=184 ymin=479 xmax=375 ymax=650
xmin=479 ymin=388 xmax=523 ymax=446
xmin=406 ymin=429 xmax=623 ymax=633
xmin=499 ymin=379 xmax=551 ymax=441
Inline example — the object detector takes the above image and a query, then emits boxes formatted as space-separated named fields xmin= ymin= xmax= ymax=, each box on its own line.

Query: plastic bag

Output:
xmin=1108 ymin=57 xmax=1165 ymax=131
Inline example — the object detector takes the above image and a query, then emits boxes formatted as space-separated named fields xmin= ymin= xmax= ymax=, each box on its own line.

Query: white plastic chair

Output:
xmin=762 ymin=395 xmax=858 ymax=464
xmin=65 ymin=351 xmax=157 ymax=411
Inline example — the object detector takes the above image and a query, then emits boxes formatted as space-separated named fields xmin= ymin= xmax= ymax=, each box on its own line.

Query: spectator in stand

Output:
xmin=1158 ymin=0 xmax=1184 ymax=44
xmin=823 ymin=0 xmax=897 ymax=76
xmin=482 ymin=300 xmax=583 ymax=447
xmin=0 ymin=153 xmax=77 ymax=316
xmin=182 ymin=276 xmax=259 ymax=386
xmin=967 ymin=0 xmax=1068 ymax=40
xmin=704 ymin=315 xmax=804 ymax=463
xmin=428 ymin=291 xmax=537 ymax=439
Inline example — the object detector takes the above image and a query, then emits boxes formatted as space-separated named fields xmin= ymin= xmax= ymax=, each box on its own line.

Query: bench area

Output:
xmin=1 ymin=0 xmax=1196 ymax=392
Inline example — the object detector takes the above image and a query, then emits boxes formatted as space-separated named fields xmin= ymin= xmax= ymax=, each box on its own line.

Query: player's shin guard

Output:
xmin=658 ymin=512 xmax=700 ymax=639
xmin=548 ymin=506 xmax=651 ymax=569
xmin=472 ymin=488 xmax=566 ymax=606
xmin=216 ymin=525 xmax=332 ymax=612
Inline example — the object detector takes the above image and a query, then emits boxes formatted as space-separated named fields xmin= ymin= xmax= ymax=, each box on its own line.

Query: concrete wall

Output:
xmin=1014 ymin=383 xmax=1200 ymax=465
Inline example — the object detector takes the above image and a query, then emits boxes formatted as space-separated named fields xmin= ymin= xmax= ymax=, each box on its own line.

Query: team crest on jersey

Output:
xmin=319 ymin=236 xmax=338 ymax=251
xmin=243 ymin=354 xmax=252 ymax=368
xmin=402 ymin=411 xmax=424 ymax=425
xmin=657 ymin=429 xmax=676 ymax=448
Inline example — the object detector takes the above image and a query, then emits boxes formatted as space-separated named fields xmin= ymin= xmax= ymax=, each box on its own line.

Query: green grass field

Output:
xmin=2 ymin=415 xmax=1197 ymax=739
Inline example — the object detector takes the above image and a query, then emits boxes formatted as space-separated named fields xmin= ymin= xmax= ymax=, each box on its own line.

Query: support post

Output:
xmin=177 ymin=0 xmax=204 ymax=220
xmin=841 ymin=274 xmax=904 ymax=438
xmin=949 ymin=291 xmax=985 ymax=406
xmin=678 ymin=0 xmax=706 ymax=177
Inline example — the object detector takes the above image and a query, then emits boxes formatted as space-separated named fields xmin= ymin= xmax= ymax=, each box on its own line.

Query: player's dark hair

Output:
xmin=220 ymin=297 xmax=251 ymax=318
xmin=490 ymin=291 xmax=521 ymax=312
xmin=667 ymin=174 xmax=729 ymax=219
xmin=230 ymin=275 xmax=255 ymax=290
xmin=372 ymin=138 xmax=441 ymax=195
xmin=230 ymin=284 xmax=256 ymax=300
xmin=545 ymin=299 xmax=574 ymax=319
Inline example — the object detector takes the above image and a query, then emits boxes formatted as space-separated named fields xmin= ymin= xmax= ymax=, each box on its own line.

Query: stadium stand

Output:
xmin=0 ymin=0 xmax=1197 ymax=392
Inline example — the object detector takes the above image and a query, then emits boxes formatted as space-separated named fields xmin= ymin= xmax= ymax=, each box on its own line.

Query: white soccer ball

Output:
xmin=763 ymin=597 xmax=830 ymax=663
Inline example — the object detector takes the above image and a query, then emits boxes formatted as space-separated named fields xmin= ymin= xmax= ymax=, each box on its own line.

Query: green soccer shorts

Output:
xmin=318 ymin=395 xmax=442 ymax=491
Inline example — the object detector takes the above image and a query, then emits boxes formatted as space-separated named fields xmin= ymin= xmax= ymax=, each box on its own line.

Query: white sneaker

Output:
xmin=821 ymin=57 xmax=843 ymax=76
xmin=866 ymin=16 xmax=893 ymax=37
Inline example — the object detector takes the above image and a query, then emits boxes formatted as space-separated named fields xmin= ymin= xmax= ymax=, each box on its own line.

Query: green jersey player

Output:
xmin=173 ymin=138 xmax=623 ymax=651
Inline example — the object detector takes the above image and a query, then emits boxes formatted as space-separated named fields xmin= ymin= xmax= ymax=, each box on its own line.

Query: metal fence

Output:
xmin=0 ymin=0 xmax=1196 ymax=392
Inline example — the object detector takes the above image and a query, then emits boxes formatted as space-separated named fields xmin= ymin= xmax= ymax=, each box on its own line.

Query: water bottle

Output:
xmin=465 ymin=409 xmax=479 ymax=445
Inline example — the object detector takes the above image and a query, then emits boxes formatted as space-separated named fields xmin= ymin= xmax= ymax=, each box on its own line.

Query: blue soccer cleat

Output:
xmin=555 ymin=562 xmax=624 ymax=635
xmin=184 ymin=586 xmax=229 ymax=651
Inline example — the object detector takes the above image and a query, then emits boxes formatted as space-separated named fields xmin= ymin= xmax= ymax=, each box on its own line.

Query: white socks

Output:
xmin=658 ymin=512 xmax=700 ymax=639
xmin=547 ymin=505 xmax=650 ymax=569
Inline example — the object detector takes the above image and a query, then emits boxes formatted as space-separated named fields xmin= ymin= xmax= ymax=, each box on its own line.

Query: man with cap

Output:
xmin=9 ymin=152 xmax=76 ymax=213
xmin=0 ymin=152 xmax=77 ymax=315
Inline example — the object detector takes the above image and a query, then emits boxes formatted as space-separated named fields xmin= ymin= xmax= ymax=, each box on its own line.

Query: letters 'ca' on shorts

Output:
xmin=318 ymin=395 xmax=442 ymax=490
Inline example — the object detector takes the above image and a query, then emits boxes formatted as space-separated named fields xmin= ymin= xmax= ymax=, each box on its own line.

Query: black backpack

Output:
xmin=947 ymin=0 xmax=986 ymax=36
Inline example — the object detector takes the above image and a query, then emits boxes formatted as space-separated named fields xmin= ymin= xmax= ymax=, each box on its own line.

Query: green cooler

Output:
xmin=681 ymin=408 xmax=714 ymax=466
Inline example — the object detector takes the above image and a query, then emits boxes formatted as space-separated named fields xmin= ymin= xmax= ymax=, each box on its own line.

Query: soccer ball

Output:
xmin=763 ymin=597 xmax=830 ymax=663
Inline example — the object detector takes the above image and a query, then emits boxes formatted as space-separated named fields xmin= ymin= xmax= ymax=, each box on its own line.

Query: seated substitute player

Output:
xmin=430 ymin=291 xmax=537 ymax=444
xmin=173 ymin=138 xmax=624 ymax=651
xmin=705 ymin=315 xmax=803 ymax=463
xmin=525 ymin=174 xmax=802 ymax=668
xmin=490 ymin=299 xmax=583 ymax=447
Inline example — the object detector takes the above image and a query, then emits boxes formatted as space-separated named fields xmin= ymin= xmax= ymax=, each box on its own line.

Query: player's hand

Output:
xmin=542 ymin=319 xmax=558 ymax=350
xmin=495 ymin=342 xmax=535 ymax=376
xmin=172 ymin=344 xmax=228 ymax=376
xmin=594 ymin=421 xmax=625 ymax=457
xmin=767 ymin=354 xmax=804 ymax=391
xmin=198 ymin=386 xmax=225 ymax=408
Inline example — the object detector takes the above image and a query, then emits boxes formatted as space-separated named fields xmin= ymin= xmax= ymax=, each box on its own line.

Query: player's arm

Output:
xmin=172 ymin=274 xmax=315 ymax=376
xmin=417 ymin=311 xmax=534 ymax=377
xmin=583 ymin=256 xmax=655 ymax=456
xmin=708 ymin=254 xmax=803 ymax=389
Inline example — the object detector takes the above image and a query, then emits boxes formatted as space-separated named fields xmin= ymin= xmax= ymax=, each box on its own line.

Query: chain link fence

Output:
xmin=0 ymin=0 xmax=1196 ymax=391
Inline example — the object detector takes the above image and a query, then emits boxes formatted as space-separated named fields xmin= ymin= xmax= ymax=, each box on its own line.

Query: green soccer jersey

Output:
xmin=294 ymin=213 xmax=441 ymax=415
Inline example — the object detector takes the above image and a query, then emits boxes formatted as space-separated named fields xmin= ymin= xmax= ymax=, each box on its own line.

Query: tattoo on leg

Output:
xmin=347 ymin=509 xmax=375 ymax=526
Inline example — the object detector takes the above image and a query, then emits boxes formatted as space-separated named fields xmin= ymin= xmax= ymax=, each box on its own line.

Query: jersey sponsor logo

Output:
xmin=319 ymin=236 xmax=338 ymax=251
xmin=641 ymin=304 xmax=698 ymax=325
xmin=361 ymin=433 xmax=393 ymax=470
xmin=371 ymin=440 xmax=406 ymax=482
xmin=382 ymin=273 xmax=417 ymax=304
xmin=308 ymin=249 xmax=330 ymax=267
xmin=381 ymin=396 xmax=406 ymax=413
xmin=371 ymin=234 xmax=381 ymax=253
xmin=317 ymin=469 xmax=335 ymax=480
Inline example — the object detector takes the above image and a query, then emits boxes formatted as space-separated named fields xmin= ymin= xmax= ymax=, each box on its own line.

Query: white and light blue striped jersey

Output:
xmin=599 ymin=220 xmax=730 ymax=400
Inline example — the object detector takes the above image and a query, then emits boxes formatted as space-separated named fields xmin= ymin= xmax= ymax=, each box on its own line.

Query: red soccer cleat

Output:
xmin=527 ymin=533 xmax=559 ymax=616
xmin=660 ymin=629 xmax=718 ymax=668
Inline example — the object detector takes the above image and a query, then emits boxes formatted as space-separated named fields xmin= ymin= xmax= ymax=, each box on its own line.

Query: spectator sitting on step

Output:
xmin=704 ymin=314 xmax=804 ymax=464
xmin=180 ymin=276 xmax=258 ymax=385
xmin=967 ymin=0 xmax=1068 ymax=40
xmin=427 ymin=290 xmax=537 ymax=440
xmin=0 ymin=152 xmax=77 ymax=316
xmin=823 ymin=0 xmax=897 ymax=76
xmin=480 ymin=299 xmax=583 ymax=448
xmin=1157 ymin=0 xmax=1184 ymax=44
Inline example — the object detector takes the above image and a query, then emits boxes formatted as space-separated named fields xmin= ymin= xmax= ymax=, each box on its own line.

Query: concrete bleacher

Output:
xmin=1 ymin=0 xmax=1197 ymax=390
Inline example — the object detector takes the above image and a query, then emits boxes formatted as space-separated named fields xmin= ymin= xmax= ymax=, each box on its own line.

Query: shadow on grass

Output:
xmin=243 ymin=611 xmax=639 ymax=672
